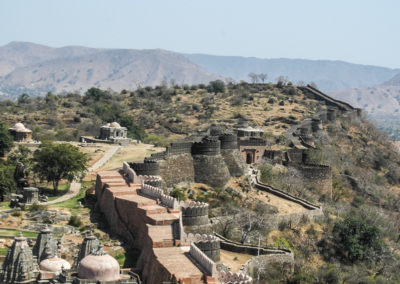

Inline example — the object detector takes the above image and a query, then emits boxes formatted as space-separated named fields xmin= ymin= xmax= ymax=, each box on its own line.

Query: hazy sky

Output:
xmin=1 ymin=0 xmax=399 ymax=68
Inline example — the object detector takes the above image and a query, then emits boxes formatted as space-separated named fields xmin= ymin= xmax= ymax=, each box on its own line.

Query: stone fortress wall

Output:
xmin=95 ymin=166 xmax=258 ymax=283
xmin=133 ymin=133 xmax=247 ymax=188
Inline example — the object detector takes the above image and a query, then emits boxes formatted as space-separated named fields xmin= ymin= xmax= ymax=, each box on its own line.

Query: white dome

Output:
xmin=39 ymin=257 xmax=71 ymax=273
xmin=78 ymin=250 xmax=120 ymax=281
xmin=109 ymin=122 xmax=121 ymax=128
xmin=11 ymin=122 xmax=31 ymax=132
xmin=13 ymin=123 xmax=26 ymax=130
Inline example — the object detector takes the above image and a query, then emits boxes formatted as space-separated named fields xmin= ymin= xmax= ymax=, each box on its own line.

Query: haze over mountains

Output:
xmin=0 ymin=41 xmax=399 ymax=99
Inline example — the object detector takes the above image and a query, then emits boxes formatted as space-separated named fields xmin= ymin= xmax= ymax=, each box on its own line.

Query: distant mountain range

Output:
xmin=185 ymin=54 xmax=400 ymax=91
xmin=0 ymin=41 xmax=399 ymax=98
xmin=0 ymin=42 xmax=218 ymax=97
xmin=328 ymin=71 xmax=400 ymax=115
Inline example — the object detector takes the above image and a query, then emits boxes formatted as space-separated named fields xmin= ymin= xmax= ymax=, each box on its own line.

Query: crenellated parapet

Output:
xmin=192 ymin=136 xmax=221 ymax=155
xmin=219 ymin=133 xmax=238 ymax=150
xmin=189 ymin=242 xmax=217 ymax=277
xmin=218 ymin=271 xmax=253 ymax=284
xmin=129 ymin=159 xmax=160 ymax=176
xmin=141 ymin=183 xmax=179 ymax=209
xmin=181 ymin=201 xmax=209 ymax=226
xmin=185 ymin=233 xmax=220 ymax=261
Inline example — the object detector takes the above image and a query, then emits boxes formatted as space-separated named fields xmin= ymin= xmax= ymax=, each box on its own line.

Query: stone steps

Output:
xmin=139 ymin=205 xmax=168 ymax=215
xmin=146 ymin=213 xmax=179 ymax=225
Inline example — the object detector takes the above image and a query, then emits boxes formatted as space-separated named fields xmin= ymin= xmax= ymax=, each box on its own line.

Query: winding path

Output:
xmin=43 ymin=146 xmax=120 ymax=205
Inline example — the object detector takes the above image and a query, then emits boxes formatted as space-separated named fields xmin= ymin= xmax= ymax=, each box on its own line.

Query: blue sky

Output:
xmin=1 ymin=0 xmax=399 ymax=68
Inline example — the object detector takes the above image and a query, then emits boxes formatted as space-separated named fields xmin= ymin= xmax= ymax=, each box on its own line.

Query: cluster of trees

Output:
xmin=0 ymin=126 xmax=87 ymax=199
xmin=248 ymin=73 xmax=268 ymax=83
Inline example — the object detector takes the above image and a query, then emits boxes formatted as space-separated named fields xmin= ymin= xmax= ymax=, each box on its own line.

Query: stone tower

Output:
xmin=192 ymin=136 xmax=231 ymax=188
xmin=0 ymin=233 xmax=39 ymax=283
xmin=32 ymin=225 xmax=58 ymax=263
xmin=75 ymin=231 xmax=100 ymax=266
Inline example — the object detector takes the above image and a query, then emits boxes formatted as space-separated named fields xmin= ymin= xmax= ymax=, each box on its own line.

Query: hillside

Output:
xmin=185 ymin=53 xmax=400 ymax=91
xmin=329 ymin=85 xmax=400 ymax=114
xmin=0 ymin=42 xmax=218 ymax=97
xmin=1 ymin=82 xmax=400 ymax=282
xmin=384 ymin=72 xmax=400 ymax=86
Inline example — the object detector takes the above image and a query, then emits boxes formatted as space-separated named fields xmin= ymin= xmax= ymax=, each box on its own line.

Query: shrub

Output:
xmin=331 ymin=215 xmax=385 ymax=261
xmin=68 ymin=215 xmax=82 ymax=227
xmin=29 ymin=203 xmax=46 ymax=212
xmin=11 ymin=211 xmax=21 ymax=217
xmin=170 ymin=188 xmax=187 ymax=201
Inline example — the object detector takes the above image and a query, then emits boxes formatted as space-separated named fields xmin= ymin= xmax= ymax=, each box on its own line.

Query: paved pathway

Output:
xmin=43 ymin=146 xmax=120 ymax=205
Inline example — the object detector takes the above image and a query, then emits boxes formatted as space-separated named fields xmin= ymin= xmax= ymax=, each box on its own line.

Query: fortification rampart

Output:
xmin=299 ymin=85 xmax=354 ymax=111
xmin=181 ymin=202 xmax=209 ymax=226
xmin=215 ymin=233 xmax=293 ymax=280
xmin=192 ymin=137 xmax=221 ymax=156
xmin=185 ymin=233 xmax=220 ymax=262
xmin=218 ymin=271 xmax=252 ymax=284
xmin=288 ymin=163 xmax=332 ymax=197
xmin=129 ymin=160 xmax=160 ymax=176
xmin=221 ymin=149 xmax=247 ymax=177
xmin=193 ymin=154 xmax=231 ymax=187
xmin=254 ymin=176 xmax=322 ymax=211
xmin=158 ymin=153 xmax=195 ymax=187
xmin=238 ymin=138 xmax=267 ymax=147
xmin=219 ymin=134 xmax=238 ymax=150
xmin=166 ymin=142 xmax=193 ymax=155
xmin=189 ymin=242 xmax=217 ymax=277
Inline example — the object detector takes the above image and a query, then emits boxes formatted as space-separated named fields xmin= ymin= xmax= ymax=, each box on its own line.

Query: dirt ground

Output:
xmin=219 ymin=249 xmax=253 ymax=272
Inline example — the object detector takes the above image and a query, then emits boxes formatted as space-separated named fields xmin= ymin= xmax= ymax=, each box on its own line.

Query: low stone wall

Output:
xmin=254 ymin=176 xmax=321 ymax=211
xmin=216 ymin=234 xmax=293 ymax=281
xmin=218 ymin=271 xmax=252 ymax=284
xmin=123 ymin=161 xmax=137 ymax=183
xmin=141 ymin=184 xmax=178 ymax=209
xmin=185 ymin=233 xmax=220 ymax=262
xmin=189 ymin=242 xmax=217 ymax=276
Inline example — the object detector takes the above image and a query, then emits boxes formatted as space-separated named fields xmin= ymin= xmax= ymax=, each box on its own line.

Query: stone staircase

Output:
xmin=95 ymin=170 xmax=208 ymax=283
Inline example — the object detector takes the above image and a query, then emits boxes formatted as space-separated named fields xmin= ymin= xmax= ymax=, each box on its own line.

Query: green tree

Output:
xmin=84 ymin=87 xmax=112 ymax=102
xmin=119 ymin=116 xmax=146 ymax=140
xmin=0 ymin=162 xmax=16 ymax=200
xmin=332 ymin=215 xmax=384 ymax=261
xmin=0 ymin=122 xmax=13 ymax=157
xmin=8 ymin=145 xmax=32 ymax=167
xmin=207 ymin=80 xmax=226 ymax=94
xmin=33 ymin=141 xmax=87 ymax=192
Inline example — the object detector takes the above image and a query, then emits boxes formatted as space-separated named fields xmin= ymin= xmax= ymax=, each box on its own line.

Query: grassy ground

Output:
xmin=40 ymin=183 xmax=70 ymax=201
xmin=0 ymin=247 xmax=8 ymax=256
xmin=49 ymin=181 xmax=93 ymax=215
xmin=0 ymin=229 xmax=38 ymax=238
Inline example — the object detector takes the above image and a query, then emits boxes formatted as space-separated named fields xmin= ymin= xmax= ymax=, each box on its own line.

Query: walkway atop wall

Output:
xmin=96 ymin=169 xmax=207 ymax=283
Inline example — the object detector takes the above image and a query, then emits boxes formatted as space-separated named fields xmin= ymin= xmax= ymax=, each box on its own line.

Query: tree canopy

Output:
xmin=332 ymin=215 xmax=385 ymax=261
xmin=33 ymin=141 xmax=87 ymax=191
xmin=0 ymin=122 xmax=13 ymax=157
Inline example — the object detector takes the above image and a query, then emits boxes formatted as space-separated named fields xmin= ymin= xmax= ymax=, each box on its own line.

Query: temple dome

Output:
xmin=109 ymin=122 xmax=121 ymax=128
xmin=39 ymin=257 xmax=71 ymax=274
xmin=10 ymin=122 xmax=31 ymax=132
xmin=77 ymin=247 xmax=120 ymax=282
